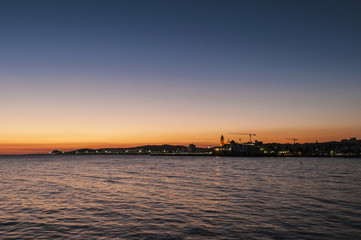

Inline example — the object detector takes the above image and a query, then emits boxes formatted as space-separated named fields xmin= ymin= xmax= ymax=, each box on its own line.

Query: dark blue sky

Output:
xmin=2 ymin=0 xmax=360 ymax=85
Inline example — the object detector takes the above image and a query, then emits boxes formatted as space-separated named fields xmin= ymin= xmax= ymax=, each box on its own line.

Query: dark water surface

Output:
xmin=1 ymin=155 xmax=361 ymax=239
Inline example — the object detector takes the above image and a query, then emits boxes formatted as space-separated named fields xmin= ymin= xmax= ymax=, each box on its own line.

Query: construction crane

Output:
xmin=286 ymin=138 xmax=298 ymax=144
xmin=230 ymin=133 xmax=256 ymax=143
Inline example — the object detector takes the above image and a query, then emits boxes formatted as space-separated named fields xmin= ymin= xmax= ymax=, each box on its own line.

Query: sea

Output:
xmin=0 ymin=155 xmax=360 ymax=239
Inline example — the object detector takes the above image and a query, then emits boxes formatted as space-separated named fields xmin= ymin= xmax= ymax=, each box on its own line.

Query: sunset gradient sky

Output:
xmin=1 ymin=0 xmax=361 ymax=154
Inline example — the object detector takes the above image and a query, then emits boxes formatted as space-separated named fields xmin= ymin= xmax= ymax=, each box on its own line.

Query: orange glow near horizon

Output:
xmin=2 ymin=127 xmax=360 ymax=154
xmin=2 ymin=76 xmax=361 ymax=155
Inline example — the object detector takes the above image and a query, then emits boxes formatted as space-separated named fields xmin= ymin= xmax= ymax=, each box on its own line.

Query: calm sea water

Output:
xmin=0 ymin=155 xmax=360 ymax=239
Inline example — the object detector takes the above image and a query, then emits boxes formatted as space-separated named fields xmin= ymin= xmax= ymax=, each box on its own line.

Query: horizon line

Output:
xmin=1 ymin=137 xmax=358 ymax=155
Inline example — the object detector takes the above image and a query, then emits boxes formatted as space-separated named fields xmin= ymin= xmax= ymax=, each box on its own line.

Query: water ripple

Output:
xmin=0 ymin=155 xmax=360 ymax=239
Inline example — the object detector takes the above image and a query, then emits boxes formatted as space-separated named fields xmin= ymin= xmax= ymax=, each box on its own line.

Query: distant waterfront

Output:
xmin=51 ymin=137 xmax=361 ymax=158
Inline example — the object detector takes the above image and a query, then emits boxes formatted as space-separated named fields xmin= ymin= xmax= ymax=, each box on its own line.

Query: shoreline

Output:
xmin=1 ymin=154 xmax=360 ymax=158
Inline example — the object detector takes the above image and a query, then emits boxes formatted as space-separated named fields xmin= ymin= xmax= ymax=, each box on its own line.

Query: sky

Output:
xmin=1 ymin=0 xmax=361 ymax=154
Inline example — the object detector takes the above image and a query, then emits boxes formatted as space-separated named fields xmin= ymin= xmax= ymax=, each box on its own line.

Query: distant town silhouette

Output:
xmin=51 ymin=136 xmax=361 ymax=157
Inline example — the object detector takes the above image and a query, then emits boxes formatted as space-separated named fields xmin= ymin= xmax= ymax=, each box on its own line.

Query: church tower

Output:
xmin=220 ymin=134 xmax=225 ymax=146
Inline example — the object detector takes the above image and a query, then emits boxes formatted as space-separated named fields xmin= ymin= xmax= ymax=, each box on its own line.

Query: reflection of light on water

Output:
xmin=215 ymin=158 xmax=221 ymax=178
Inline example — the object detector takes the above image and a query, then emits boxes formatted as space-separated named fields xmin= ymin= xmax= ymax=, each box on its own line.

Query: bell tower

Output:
xmin=220 ymin=135 xmax=225 ymax=146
